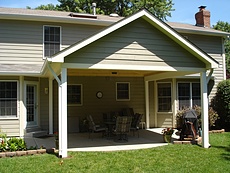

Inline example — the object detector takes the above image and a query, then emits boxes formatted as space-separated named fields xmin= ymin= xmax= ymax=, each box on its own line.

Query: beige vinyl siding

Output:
xmin=0 ymin=120 xmax=20 ymax=136
xmin=65 ymin=18 xmax=205 ymax=69
xmin=185 ymin=34 xmax=224 ymax=98
xmin=0 ymin=19 xmax=104 ymax=65
xmin=157 ymin=113 xmax=173 ymax=127
xmin=53 ymin=76 xmax=145 ymax=132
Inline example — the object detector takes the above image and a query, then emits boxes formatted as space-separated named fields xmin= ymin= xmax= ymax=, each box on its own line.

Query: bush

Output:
xmin=0 ymin=131 xmax=27 ymax=152
xmin=7 ymin=137 xmax=27 ymax=151
xmin=176 ymin=105 xmax=219 ymax=129
xmin=211 ymin=79 xmax=230 ymax=131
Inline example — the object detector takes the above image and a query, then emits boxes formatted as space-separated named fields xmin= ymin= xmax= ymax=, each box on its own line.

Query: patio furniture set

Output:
xmin=86 ymin=108 xmax=143 ymax=142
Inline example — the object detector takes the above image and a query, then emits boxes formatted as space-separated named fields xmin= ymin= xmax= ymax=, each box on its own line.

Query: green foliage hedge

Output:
xmin=211 ymin=79 xmax=230 ymax=130
xmin=0 ymin=133 xmax=27 ymax=152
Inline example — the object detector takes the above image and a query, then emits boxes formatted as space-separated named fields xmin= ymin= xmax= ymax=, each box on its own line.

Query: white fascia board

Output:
xmin=62 ymin=62 xmax=205 ymax=72
xmin=0 ymin=13 xmax=114 ymax=26
xmin=51 ymin=11 xmax=145 ymax=63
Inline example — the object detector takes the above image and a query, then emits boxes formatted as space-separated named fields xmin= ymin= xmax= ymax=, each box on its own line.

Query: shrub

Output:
xmin=211 ymin=79 xmax=230 ymax=131
xmin=0 ymin=133 xmax=7 ymax=152
xmin=176 ymin=105 xmax=219 ymax=129
xmin=7 ymin=137 xmax=27 ymax=151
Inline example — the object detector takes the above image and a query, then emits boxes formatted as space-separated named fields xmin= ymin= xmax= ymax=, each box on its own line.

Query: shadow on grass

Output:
xmin=211 ymin=144 xmax=230 ymax=161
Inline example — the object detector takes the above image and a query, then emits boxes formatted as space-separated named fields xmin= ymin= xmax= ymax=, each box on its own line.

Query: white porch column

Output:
xmin=145 ymin=81 xmax=150 ymax=129
xmin=19 ymin=76 xmax=25 ymax=137
xmin=200 ymin=71 xmax=210 ymax=148
xmin=49 ymin=78 xmax=53 ymax=134
xmin=59 ymin=68 xmax=68 ymax=158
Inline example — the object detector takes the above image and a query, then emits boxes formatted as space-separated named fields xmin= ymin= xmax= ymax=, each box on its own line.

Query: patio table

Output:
xmin=104 ymin=121 xmax=116 ymax=139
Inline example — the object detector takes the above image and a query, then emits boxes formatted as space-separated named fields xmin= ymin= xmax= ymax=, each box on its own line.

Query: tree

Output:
xmin=33 ymin=0 xmax=174 ymax=21
xmin=213 ymin=21 xmax=230 ymax=79
xmin=35 ymin=4 xmax=58 ymax=10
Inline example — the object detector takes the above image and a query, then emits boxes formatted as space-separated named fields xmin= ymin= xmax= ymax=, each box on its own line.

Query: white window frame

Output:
xmin=116 ymin=82 xmax=130 ymax=101
xmin=67 ymin=84 xmax=83 ymax=106
xmin=43 ymin=25 xmax=62 ymax=59
xmin=157 ymin=82 xmax=172 ymax=113
xmin=177 ymin=82 xmax=201 ymax=109
xmin=0 ymin=80 xmax=19 ymax=119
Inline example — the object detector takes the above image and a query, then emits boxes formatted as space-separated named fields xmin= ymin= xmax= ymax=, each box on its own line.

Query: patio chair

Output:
xmin=87 ymin=115 xmax=107 ymax=139
xmin=113 ymin=116 xmax=132 ymax=142
xmin=130 ymin=113 xmax=143 ymax=138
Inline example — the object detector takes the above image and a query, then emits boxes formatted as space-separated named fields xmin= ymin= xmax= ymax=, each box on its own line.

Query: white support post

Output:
xmin=172 ymin=78 xmax=177 ymax=128
xmin=145 ymin=81 xmax=150 ymax=129
xmin=19 ymin=76 xmax=25 ymax=137
xmin=59 ymin=68 xmax=68 ymax=158
xmin=49 ymin=78 xmax=53 ymax=135
xmin=200 ymin=71 xmax=210 ymax=148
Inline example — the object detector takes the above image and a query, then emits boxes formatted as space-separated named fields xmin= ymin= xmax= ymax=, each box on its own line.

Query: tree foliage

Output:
xmin=32 ymin=0 xmax=174 ymax=21
xmin=213 ymin=21 xmax=230 ymax=78
xmin=211 ymin=79 xmax=230 ymax=131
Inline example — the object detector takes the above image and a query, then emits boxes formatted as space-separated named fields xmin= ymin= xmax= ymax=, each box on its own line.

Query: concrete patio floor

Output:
xmin=24 ymin=128 xmax=180 ymax=152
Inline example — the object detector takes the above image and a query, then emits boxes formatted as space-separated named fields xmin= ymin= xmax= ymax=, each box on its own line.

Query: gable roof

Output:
xmin=50 ymin=9 xmax=218 ymax=69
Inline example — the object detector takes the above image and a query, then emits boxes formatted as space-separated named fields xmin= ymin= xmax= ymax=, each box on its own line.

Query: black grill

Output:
xmin=180 ymin=109 xmax=199 ymax=140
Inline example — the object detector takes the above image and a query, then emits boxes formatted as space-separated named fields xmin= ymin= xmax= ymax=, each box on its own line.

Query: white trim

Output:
xmin=19 ymin=76 xmax=25 ymax=136
xmin=116 ymin=82 xmax=130 ymax=101
xmin=43 ymin=25 xmax=62 ymax=59
xmin=62 ymin=63 xmax=206 ymax=72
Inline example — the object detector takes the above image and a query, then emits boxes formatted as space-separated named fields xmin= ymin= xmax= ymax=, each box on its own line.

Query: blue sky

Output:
xmin=0 ymin=0 xmax=229 ymax=26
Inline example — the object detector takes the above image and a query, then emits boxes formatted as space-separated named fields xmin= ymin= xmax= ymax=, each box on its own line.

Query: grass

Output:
xmin=0 ymin=132 xmax=229 ymax=173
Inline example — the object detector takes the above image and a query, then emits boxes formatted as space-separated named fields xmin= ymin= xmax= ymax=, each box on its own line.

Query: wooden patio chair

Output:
xmin=130 ymin=113 xmax=143 ymax=138
xmin=113 ymin=116 xmax=132 ymax=142
xmin=86 ymin=115 xmax=107 ymax=139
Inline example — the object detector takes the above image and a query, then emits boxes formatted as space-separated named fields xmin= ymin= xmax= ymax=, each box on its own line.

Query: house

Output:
xmin=0 ymin=6 xmax=229 ymax=157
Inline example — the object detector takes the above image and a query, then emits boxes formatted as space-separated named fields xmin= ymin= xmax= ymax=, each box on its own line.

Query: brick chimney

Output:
xmin=195 ymin=6 xmax=210 ymax=28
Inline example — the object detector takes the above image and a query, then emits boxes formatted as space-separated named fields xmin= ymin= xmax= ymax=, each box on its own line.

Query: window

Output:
xmin=44 ymin=26 xmax=61 ymax=57
xmin=178 ymin=82 xmax=200 ymax=109
xmin=67 ymin=84 xmax=82 ymax=105
xmin=0 ymin=81 xmax=18 ymax=117
xmin=158 ymin=83 xmax=172 ymax=112
xmin=116 ymin=82 xmax=130 ymax=101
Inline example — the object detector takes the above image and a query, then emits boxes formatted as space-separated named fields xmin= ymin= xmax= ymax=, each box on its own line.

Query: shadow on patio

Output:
xmin=25 ymin=128 xmax=179 ymax=152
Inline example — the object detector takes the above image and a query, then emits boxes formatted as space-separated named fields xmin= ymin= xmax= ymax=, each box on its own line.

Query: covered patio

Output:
xmin=25 ymin=128 xmax=176 ymax=152
xmin=45 ymin=9 xmax=217 ymax=157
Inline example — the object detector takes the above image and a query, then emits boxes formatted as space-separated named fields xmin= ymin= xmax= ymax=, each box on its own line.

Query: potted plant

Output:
xmin=54 ymin=132 xmax=59 ymax=149
xmin=162 ymin=128 xmax=174 ymax=143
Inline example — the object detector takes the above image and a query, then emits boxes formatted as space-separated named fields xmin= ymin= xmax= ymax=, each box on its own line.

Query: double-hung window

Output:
xmin=44 ymin=26 xmax=61 ymax=58
xmin=158 ymin=83 xmax=172 ymax=112
xmin=0 ymin=81 xmax=18 ymax=117
xmin=116 ymin=82 xmax=130 ymax=101
xmin=67 ymin=84 xmax=82 ymax=106
xmin=178 ymin=82 xmax=200 ymax=109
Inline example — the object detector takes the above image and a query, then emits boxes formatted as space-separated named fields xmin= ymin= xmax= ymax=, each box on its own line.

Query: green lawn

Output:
xmin=0 ymin=132 xmax=229 ymax=173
